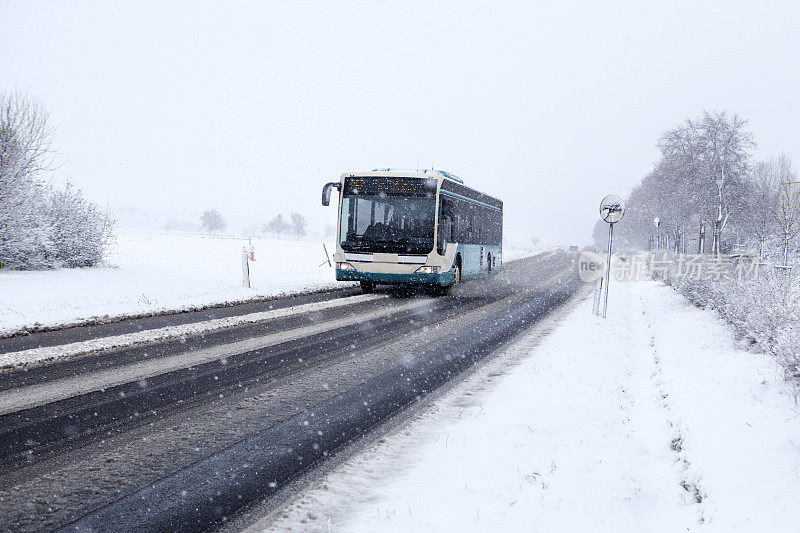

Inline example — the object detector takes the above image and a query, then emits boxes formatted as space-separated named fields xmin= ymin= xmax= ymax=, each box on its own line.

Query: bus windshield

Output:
xmin=340 ymin=191 xmax=436 ymax=254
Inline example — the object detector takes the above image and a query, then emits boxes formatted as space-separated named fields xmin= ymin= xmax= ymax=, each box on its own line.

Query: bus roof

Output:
xmin=340 ymin=169 xmax=464 ymax=184
xmin=339 ymin=169 xmax=502 ymax=209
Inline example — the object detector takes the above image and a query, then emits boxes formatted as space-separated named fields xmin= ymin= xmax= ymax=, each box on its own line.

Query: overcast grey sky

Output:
xmin=2 ymin=0 xmax=799 ymax=245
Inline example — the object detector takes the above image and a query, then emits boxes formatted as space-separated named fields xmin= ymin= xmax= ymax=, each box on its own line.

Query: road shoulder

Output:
xmin=258 ymin=280 xmax=800 ymax=532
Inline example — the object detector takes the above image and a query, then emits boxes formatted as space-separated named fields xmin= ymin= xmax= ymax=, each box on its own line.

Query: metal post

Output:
xmin=319 ymin=243 xmax=332 ymax=267
xmin=242 ymin=251 xmax=251 ymax=288
xmin=593 ymin=276 xmax=602 ymax=316
xmin=598 ymin=194 xmax=625 ymax=318
xmin=602 ymin=222 xmax=614 ymax=319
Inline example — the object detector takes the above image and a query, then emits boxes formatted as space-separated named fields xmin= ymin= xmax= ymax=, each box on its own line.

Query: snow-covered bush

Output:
xmin=44 ymin=183 xmax=114 ymax=267
xmin=0 ymin=175 xmax=53 ymax=270
xmin=663 ymin=259 xmax=800 ymax=383
xmin=0 ymin=93 xmax=114 ymax=270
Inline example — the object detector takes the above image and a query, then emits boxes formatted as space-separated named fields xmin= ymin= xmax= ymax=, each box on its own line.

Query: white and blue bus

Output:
xmin=322 ymin=169 xmax=503 ymax=294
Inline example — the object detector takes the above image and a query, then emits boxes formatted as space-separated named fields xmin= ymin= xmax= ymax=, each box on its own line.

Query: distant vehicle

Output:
xmin=569 ymin=245 xmax=579 ymax=252
xmin=322 ymin=169 xmax=503 ymax=294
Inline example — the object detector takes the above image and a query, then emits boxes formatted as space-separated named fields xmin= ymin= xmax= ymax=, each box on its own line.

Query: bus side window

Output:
xmin=437 ymin=216 xmax=452 ymax=255
xmin=438 ymin=198 xmax=453 ymax=255
xmin=452 ymin=198 xmax=467 ymax=243
xmin=341 ymin=197 xmax=353 ymax=242
xmin=467 ymin=203 xmax=476 ymax=244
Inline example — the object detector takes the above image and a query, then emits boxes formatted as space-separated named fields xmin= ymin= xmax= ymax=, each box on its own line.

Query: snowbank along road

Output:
xmin=0 ymin=252 xmax=580 ymax=532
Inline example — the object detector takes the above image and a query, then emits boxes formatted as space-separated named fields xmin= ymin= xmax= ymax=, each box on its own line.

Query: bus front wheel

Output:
xmin=360 ymin=280 xmax=375 ymax=293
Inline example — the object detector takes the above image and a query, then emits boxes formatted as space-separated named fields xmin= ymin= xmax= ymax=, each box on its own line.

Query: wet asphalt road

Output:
xmin=0 ymin=252 xmax=580 ymax=532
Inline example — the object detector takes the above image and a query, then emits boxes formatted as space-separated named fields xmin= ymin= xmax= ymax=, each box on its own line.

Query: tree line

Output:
xmin=595 ymin=111 xmax=800 ymax=263
xmin=200 ymin=209 xmax=308 ymax=239
xmin=263 ymin=212 xmax=306 ymax=239
xmin=0 ymin=93 xmax=114 ymax=270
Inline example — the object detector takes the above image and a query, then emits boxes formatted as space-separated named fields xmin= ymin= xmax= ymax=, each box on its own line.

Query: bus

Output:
xmin=321 ymin=169 xmax=503 ymax=294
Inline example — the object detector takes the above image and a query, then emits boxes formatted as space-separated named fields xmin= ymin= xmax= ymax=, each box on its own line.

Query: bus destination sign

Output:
xmin=343 ymin=176 xmax=437 ymax=197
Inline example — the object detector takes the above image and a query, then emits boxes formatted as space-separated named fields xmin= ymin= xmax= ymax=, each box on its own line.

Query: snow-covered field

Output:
xmin=0 ymin=232 xmax=345 ymax=336
xmin=0 ymin=231 xmax=541 ymax=336
xmin=263 ymin=281 xmax=800 ymax=532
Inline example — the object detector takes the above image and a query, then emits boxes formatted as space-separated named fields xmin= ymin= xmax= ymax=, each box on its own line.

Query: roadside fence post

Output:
xmin=242 ymin=247 xmax=251 ymax=288
xmin=593 ymin=276 xmax=603 ymax=316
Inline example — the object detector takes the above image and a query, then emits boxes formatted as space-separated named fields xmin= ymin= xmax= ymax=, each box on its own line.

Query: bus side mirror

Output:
xmin=322 ymin=182 xmax=341 ymax=206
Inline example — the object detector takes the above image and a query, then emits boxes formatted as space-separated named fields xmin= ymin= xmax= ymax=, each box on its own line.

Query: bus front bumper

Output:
xmin=336 ymin=269 xmax=455 ymax=286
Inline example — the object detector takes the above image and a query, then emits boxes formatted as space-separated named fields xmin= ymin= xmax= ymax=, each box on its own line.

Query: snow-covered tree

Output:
xmin=746 ymin=158 xmax=780 ymax=259
xmin=0 ymin=93 xmax=52 ymax=269
xmin=774 ymin=155 xmax=800 ymax=265
xmin=264 ymin=214 xmax=289 ymax=238
xmin=201 ymin=209 xmax=226 ymax=234
xmin=290 ymin=212 xmax=306 ymax=239
xmin=658 ymin=112 xmax=755 ymax=255
xmin=1 ymin=92 xmax=113 ymax=270
xmin=604 ymin=111 xmax=756 ymax=256
xmin=45 ymin=183 xmax=114 ymax=267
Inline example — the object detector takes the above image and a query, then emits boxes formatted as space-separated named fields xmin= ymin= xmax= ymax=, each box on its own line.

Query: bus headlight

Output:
xmin=337 ymin=262 xmax=356 ymax=270
xmin=415 ymin=266 xmax=440 ymax=274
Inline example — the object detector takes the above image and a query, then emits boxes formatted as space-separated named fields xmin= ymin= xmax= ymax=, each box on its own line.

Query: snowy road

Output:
xmin=0 ymin=252 xmax=580 ymax=532
xmin=0 ymin=231 xmax=543 ymax=337
xmin=261 ymin=281 xmax=800 ymax=533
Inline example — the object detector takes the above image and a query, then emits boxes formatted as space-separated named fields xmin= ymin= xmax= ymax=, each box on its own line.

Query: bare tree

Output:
xmin=201 ymin=209 xmax=226 ymax=234
xmin=748 ymin=158 xmax=779 ymax=259
xmin=290 ymin=212 xmax=307 ymax=239
xmin=608 ymin=165 xmax=683 ymax=252
xmin=0 ymin=93 xmax=53 ymax=269
xmin=0 ymin=92 xmax=54 ymax=182
xmin=698 ymin=112 xmax=755 ymax=255
xmin=775 ymin=155 xmax=800 ymax=266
